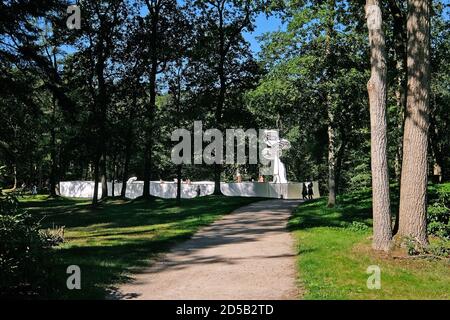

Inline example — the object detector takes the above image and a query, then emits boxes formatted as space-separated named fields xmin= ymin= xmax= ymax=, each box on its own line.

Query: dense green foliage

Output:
xmin=0 ymin=192 xmax=62 ymax=298
xmin=428 ymin=184 xmax=450 ymax=240
xmin=0 ymin=1 xmax=449 ymax=197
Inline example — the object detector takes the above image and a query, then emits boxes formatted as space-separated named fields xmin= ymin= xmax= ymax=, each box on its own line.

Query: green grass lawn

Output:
xmin=20 ymin=195 xmax=262 ymax=299
xmin=289 ymin=188 xmax=450 ymax=300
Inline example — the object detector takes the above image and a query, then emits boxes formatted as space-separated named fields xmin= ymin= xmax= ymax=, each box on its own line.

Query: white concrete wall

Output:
xmin=59 ymin=181 xmax=215 ymax=199
xmin=220 ymin=182 xmax=320 ymax=199
xmin=59 ymin=180 xmax=320 ymax=200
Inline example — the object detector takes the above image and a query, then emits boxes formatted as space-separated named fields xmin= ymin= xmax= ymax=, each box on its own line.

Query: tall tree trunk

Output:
xmin=49 ymin=95 xmax=58 ymax=197
xmin=121 ymin=135 xmax=131 ymax=198
xmin=326 ymin=0 xmax=336 ymax=208
xmin=12 ymin=164 xmax=17 ymax=190
xmin=212 ymin=4 xmax=226 ymax=196
xmin=327 ymin=116 xmax=336 ymax=208
xmin=121 ymin=147 xmax=130 ymax=198
xmin=142 ymin=5 xmax=159 ymax=200
xmin=176 ymin=164 xmax=182 ymax=204
xmin=111 ymin=153 xmax=116 ymax=197
xmin=92 ymin=35 xmax=108 ymax=205
xmin=388 ymin=0 xmax=407 ymax=179
xmin=143 ymin=64 xmax=157 ymax=199
xmin=335 ymin=137 xmax=347 ymax=196
xmin=93 ymin=156 xmax=100 ymax=205
xmin=49 ymin=128 xmax=58 ymax=196
xmin=121 ymin=95 xmax=135 ymax=198
xmin=398 ymin=0 xmax=430 ymax=246
xmin=365 ymin=0 xmax=393 ymax=251
xmin=387 ymin=0 xmax=407 ymax=235
xmin=100 ymin=152 xmax=108 ymax=199
xmin=174 ymin=67 xmax=183 ymax=205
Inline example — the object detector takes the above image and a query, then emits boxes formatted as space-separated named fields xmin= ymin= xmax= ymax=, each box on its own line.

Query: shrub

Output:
xmin=348 ymin=163 xmax=372 ymax=192
xmin=427 ymin=238 xmax=450 ymax=258
xmin=427 ymin=187 xmax=450 ymax=239
xmin=0 ymin=193 xmax=61 ymax=298
xmin=346 ymin=221 xmax=370 ymax=233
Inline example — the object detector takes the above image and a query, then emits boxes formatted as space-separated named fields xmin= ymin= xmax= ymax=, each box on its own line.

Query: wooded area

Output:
xmin=0 ymin=0 xmax=449 ymax=254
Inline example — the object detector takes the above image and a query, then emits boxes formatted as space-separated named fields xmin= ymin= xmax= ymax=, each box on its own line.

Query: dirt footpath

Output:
xmin=113 ymin=199 xmax=302 ymax=300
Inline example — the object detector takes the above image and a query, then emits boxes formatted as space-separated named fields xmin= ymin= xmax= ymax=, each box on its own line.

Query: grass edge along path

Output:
xmin=20 ymin=195 xmax=263 ymax=299
xmin=288 ymin=189 xmax=450 ymax=300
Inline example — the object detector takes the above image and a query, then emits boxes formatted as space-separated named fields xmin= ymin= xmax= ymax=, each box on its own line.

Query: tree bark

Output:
xmin=49 ymin=45 xmax=60 ymax=198
xmin=121 ymin=146 xmax=130 ymax=198
xmin=327 ymin=114 xmax=337 ymax=208
xmin=93 ymin=156 xmax=100 ymax=205
xmin=121 ymin=131 xmax=132 ymax=198
xmin=111 ymin=154 xmax=116 ymax=197
xmin=176 ymin=164 xmax=182 ymax=204
xmin=49 ymin=98 xmax=58 ymax=197
xmin=398 ymin=0 xmax=430 ymax=246
xmin=387 ymin=0 xmax=407 ymax=235
xmin=142 ymin=65 xmax=156 ymax=199
xmin=12 ymin=164 xmax=17 ymax=190
xmin=326 ymin=0 xmax=336 ymax=208
xmin=142 ymin=2 xmax=160 ymax=199
xmin=213 ymin=2 xmax=226 ymax=196
xmin=335 ymin=136 xmax=347 ymax=195
xmin=365 ymin=0 xmax=393 ymax=251
xmin=121 ymin=94 xmax=136 ymax=198
xmin=92 ymin=29 xmax=108 ymax=205
xmin=100 ymin=153 xmax=108 ymax=199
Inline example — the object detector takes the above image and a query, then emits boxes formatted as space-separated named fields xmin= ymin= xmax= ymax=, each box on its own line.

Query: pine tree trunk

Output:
xmin=213 ymin=4 xmax=226 ymax=196
xmin=176 ymin=164 xmax=182 ymax=205
xmin=49 ymin=96 xmax=58 ymax=197
xmin=365 ymin=0 xmax=393 ymax=251
xmin=92 ymin=31 xmax=107 ymax=205
xmin=335 ymin=137 xmax=347 ymax=196
xmin=121 ymin=136 xmax=131 ymax=198
xmin=100 ymin=153 xmax=108 ymax=199
xmin=387 ymin=0 xmax=407 ymax=235
xmin=142 ymin=6 xmax=159 ymax=200
xmin=111 ymin=154 xmax=116 ymax=197
xmin=327 ymin=120 xmax=336 ymax=208
xmin=12 ymin=164 xmax=17 ymax=190
xmin=325 ymin=0 xmax=337 ymax=208
xmin=93 ymin=156 xmax=100 ymax=205
xmin=398 ymin=0 xmax=430 ymax=246
xmin=121 ymin=96 xmax=135 ymax=198
xmin=142 ymin=75 xmax=156 ymax=199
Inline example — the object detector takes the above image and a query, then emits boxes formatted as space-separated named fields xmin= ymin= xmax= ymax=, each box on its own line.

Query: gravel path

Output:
xmin=112 ymin=199 xmax=302 ymax=300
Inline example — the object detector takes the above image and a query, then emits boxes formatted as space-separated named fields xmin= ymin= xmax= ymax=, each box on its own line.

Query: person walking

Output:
xmin=307 ymin=182 xmax=314 ymax=200
xmin=302 ymin=182 xmax=308 ymax=200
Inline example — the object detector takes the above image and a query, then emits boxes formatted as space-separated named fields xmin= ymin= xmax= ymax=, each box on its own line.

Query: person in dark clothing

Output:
xmin=302 ymin=183 xmax=308 ymax=200
xmin=307 ymin=182 xmax=314 ymax=199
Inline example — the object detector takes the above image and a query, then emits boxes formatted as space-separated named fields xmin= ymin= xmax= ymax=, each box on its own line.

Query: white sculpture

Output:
xmin=127 ymin=177 xmax=138 ymax=184
xmin=262 ymin=130 xmax=291 ymax=183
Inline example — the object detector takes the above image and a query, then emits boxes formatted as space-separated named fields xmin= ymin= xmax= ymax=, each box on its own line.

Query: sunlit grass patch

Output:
xmin=290 ymin=188 xmax=450 ymax=300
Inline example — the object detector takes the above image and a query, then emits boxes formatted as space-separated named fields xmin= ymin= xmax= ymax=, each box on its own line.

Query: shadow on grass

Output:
xmin=19 ymin=195 xmax=264 ymax=299
xmin=287 ymin=185 xmax=405 ymax=232
xmin=49 ymin=235 xmax=192 ymax=299
xmin=287 ymin=192 xmax=374 ymax=231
